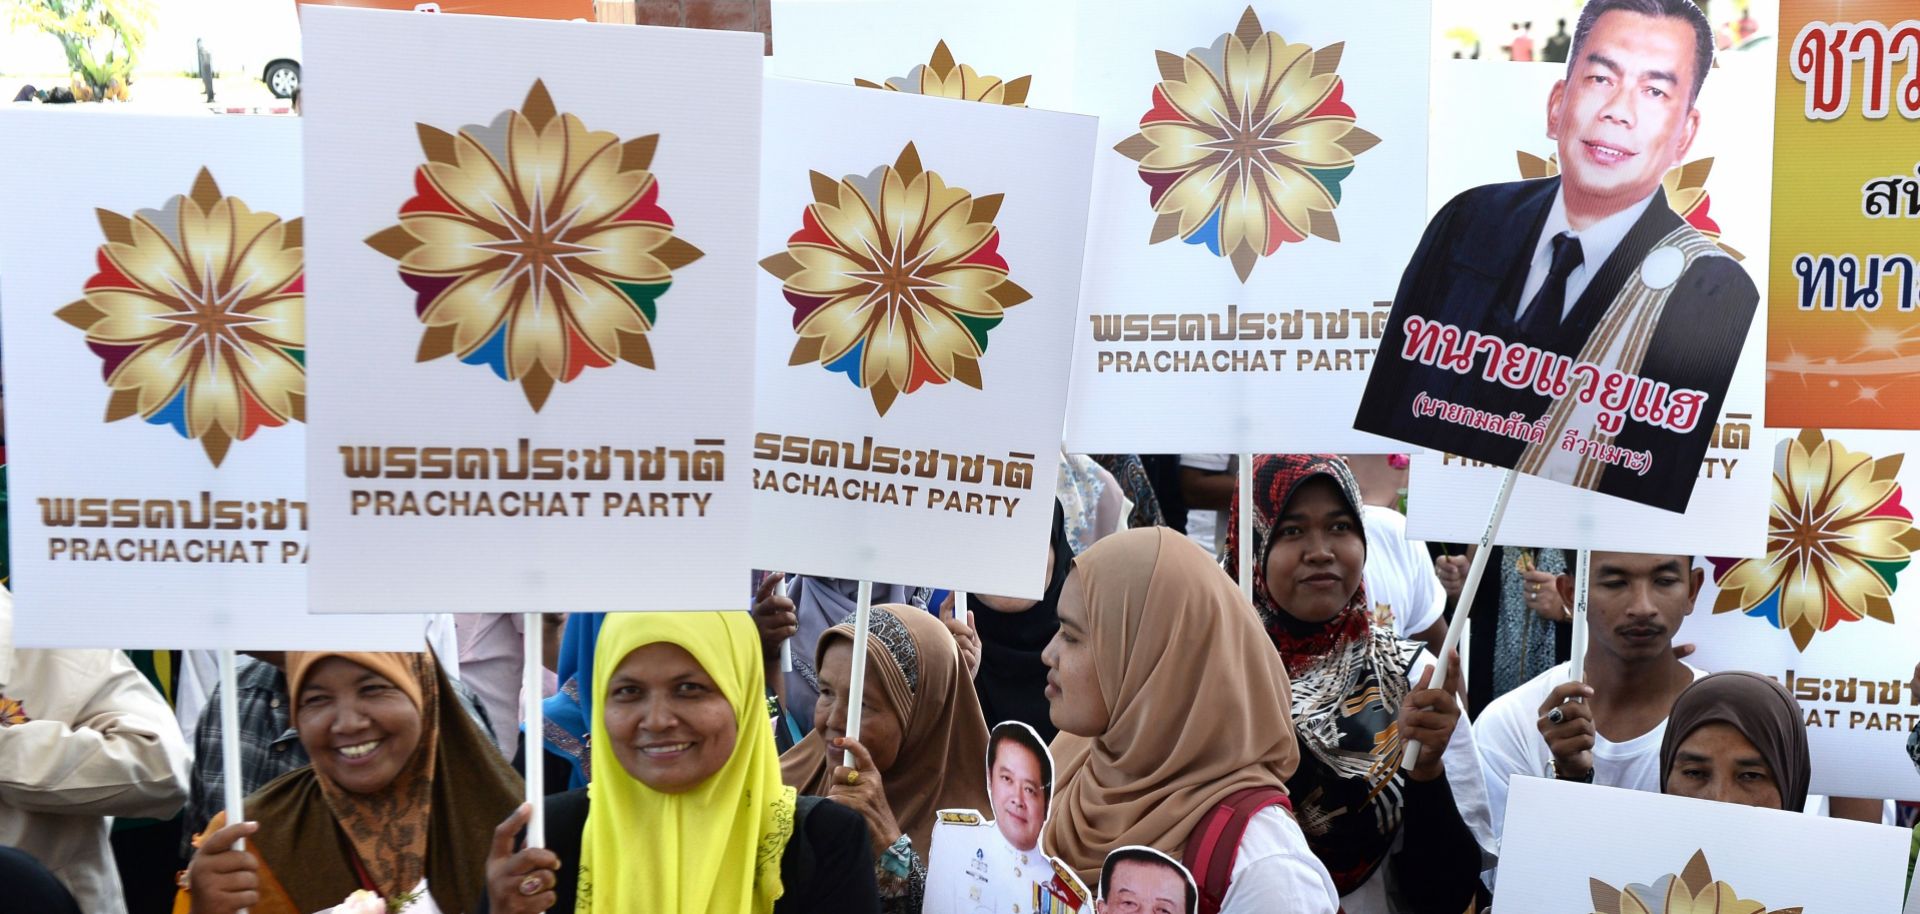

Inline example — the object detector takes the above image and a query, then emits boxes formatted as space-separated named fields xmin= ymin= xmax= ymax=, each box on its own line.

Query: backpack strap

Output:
xmin=1182 ymin=787 xmax=1294 ymax=914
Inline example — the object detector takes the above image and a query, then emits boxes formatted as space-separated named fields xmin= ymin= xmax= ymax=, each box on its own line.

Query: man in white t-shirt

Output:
xmin=1178 ymin=454 xmax=1233 ymax=558
xmin=1473 ymin=552 xmax=1704 ymax=868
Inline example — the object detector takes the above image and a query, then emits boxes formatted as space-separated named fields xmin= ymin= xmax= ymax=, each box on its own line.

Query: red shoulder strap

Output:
xmin=1181 ymin=787 xmax=1294 ymax=914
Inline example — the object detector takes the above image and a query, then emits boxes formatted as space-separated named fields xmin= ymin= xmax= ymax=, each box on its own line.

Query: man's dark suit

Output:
xmin=1355 ymin=177 xmax=1758 ymax=513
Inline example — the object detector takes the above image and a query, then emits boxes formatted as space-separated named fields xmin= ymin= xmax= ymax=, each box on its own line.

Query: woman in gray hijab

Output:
xmin=1659 ymin=671 xmax=1812 ymax=811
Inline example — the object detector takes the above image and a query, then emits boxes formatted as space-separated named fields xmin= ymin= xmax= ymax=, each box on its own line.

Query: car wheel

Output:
xmin=265 ymin=62 xmax=299 ymax=99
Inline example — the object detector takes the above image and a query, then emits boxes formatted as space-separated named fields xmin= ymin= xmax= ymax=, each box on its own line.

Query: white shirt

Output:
xmin=1220 ymin=807 xmax=1342 ymax=914
xmin=1514 ymin=188 xmax=1660 ymax=322
xmin=1180 ymin=454 xmax=1233 ymax=558
xmin=1473 ymin=660 xmax=1705 ymax=884
xmin=1360 ymin=505 xmax=1446 ymax=641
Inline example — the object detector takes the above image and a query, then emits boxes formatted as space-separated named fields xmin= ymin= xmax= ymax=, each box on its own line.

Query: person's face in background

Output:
xmin=1043 ymin=566 xmax=1110 ymax=737
xmin=974 ymin=541 xmax=1057 ymax=613
xmin=989 ymin=738 xmax=1047 ymax=852
xmin=1261 ymin=476 xmax=1365 ymax=624
xmin=1665 ymin=722 xmax=1784 ymax=809
xmin=1546 ymin=9 xmax=1702 ymax=223
xmin=815 ymin=639 xmax=904 ymax=772
xmin=296 ymin=657 xmax=424 ymax=795
xmin=1098 ymin=859 xmax=1189 ymax=914
xmin=1560 ymin=552 xmax=1700 ymax=663
xmin=603 ymin=642 xmax=738 ymax=793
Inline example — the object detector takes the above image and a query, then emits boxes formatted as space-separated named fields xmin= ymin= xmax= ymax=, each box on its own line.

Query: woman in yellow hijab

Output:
xmin=483 ymin=611 xmax=881 ymax=913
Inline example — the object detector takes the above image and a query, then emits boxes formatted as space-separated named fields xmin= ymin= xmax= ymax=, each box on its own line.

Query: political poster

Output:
xmin=300 ymin=7 xmax=760 ymax=612
xmin=1765 ymin=1 xmax=1920 ymax=429
xmin=1688 ymin=429 xmax=1920 ymax=802
xmin=0 ymin=112 xmax=423 ymax=649
xmin=1356 ymin=1 xmax=1764 ymax=513
xmin=1064 ymin=0 xmax=1431 ymax=454
xmin=770 ymin=0 xmax=1078 ymax=112
xmin=926 ymin=722 xmax=1091 ymax=914
xmin=749 ymin=77 xmax=1096 ymax=597
xmin=1498 ymin=779 xmax=1906 ymax=913
xmin=1401 ymin=42 xmax=1775 ymax=550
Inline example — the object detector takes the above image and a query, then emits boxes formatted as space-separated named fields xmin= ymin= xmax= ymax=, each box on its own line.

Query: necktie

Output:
xmin=1519 ymin=231 xmax=1584 ymax=340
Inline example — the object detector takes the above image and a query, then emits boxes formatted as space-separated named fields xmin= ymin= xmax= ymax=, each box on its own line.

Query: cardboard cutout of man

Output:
xmin=1097 ymin=846 xmax=1197 ymax=914
xmin=926 ymin=721 xmax=1089 ymax=913
xmin=1355 ymin=0 xmax=1759 ymax=513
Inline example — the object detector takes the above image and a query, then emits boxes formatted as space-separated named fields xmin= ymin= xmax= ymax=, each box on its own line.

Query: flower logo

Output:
xmin=759 ymin=143 xmax=1029 ymax=416
xmin=1710 ymin=430 xmax=1920 ymax=650
xmin=1589 ymin=850 xmax=1798 ymax=914
xmin=366 ymin=81 xmax=702 ymax=411
xmin=1113 ymin=7 xmax=1379 ymax=282
xmin=855 ymin=41 xmax=1032 ymax=106
xmin=55 ymin=169 xmax=304 ymax=467
xmin=0 ymin=696 xmax=27 ymax=727
xmin=1517 ymin=152 xmax=1745 ymax=260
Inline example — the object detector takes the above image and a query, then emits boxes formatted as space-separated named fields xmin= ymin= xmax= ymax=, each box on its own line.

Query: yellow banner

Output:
xmin=1768 ymin=1 xmax=1920 ymax=427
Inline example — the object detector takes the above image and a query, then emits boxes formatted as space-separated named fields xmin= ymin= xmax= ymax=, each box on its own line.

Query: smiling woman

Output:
xmin=780 ymin=604 xmax=991 ymax=914
xmin=482 ymin=612 xmax=881 ymax=914
xmin=175 ymin=650 xmax=522 ymax=914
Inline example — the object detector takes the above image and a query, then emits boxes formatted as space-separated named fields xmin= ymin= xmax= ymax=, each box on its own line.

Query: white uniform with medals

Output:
xmin=924 ymin=810 xmax=1090 ymax=914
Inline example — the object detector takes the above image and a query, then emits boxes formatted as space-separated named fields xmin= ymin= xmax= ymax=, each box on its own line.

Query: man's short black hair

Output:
xmin=1099 ymin=847 xmax=1197 ymax=914
xmin=1568 ymin=0 xmax=1714 ymax=103
xmin=987 ymin=721 xmax=1052 ymax=803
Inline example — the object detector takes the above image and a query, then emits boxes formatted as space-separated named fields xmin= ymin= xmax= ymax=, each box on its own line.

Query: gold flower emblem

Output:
xmin=0 ymin=696 xmax=27 ymax=727
xmin=856 ymin=41 xmax=1031 ymax=106
xmin=1113 ymin=7 xmax=1380 ymax=282
xmin=1591 ymin=850 xmax=1800 ymax=914
xmin=1517 ymin=152 xmax=1745 ymax=260
xmin=56 ymin=169 xmax=304 ymax=467
xmin=1710 ymin=429 xmax=1920 ymax=650
xmin=759 ymin=143 xmax=1030 ymax=416
xmin=367 ymin=81 xmax=702 ymax=411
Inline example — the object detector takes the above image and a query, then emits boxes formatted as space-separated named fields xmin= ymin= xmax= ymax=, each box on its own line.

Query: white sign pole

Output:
xmin=1406 ymin=466 xmax=1521 ymax=769
xmin=1569 ymin=549 xmax=1592 ymax=682
xmin=522 ymin=614 xmax=544 ymax=848
xmin=1238 ymin=454 xmax=1254 ymax=602
xmin=954 ymin=591 xmax=969 ymax=622
xmin=219 ymin=649 xmax=246 ymax=855
xmin=842 ymin=580 xmax=874 ymax=769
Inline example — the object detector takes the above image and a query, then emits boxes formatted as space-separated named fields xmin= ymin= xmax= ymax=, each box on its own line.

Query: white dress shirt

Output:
xmin=1514 ymin=187 xmax=1660 ymax=322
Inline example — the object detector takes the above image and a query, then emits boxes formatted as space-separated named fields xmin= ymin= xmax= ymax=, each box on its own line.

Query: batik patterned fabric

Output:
xmin=1223 ymin=452 xmax=1418 ymax=895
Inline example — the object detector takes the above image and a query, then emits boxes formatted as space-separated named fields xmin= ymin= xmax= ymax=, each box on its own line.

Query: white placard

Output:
xmin=1499 ymin=778 xmax=1907 ymax=913
xmin=0 ymin=112 xmax=423 ymax=650
xmin=1063 ymin=0 xmax=1432 ymax=454
xmin=770 ymin=0 xmax=1079 ymax=112
xmin=749 ymin=78 xmax=1095 ymax=597
xmin=1687 ymin=428 xmax=1920 ymax=801
xmin=1401 ymin=53 xmax=1776 ymax=554
xmin=301 ymin=7 xmax=760 ymax=612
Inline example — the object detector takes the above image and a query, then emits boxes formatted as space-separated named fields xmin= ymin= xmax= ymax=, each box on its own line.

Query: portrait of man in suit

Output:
xmin=1355 ymin=0 xmax=1759 ymax=513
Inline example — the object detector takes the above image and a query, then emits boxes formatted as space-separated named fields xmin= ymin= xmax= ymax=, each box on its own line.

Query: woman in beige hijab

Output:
xmin=1043 ymin=527 xmax=1339 ymax=914
xmin=781 ymin=603 xmax=990 ymax=914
